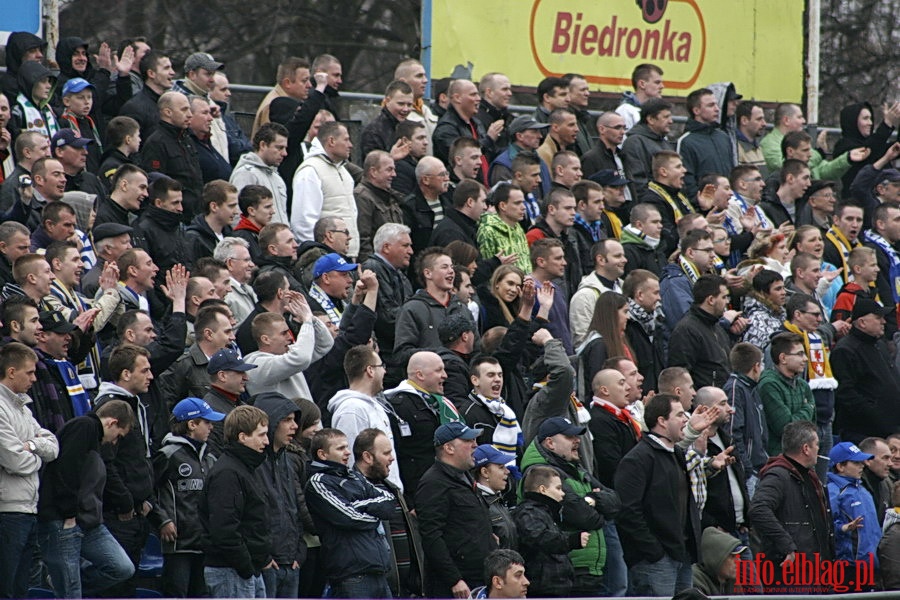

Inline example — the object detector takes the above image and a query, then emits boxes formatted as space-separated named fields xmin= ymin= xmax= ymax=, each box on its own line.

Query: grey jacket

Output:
xmin=520 ymin=339 xmax=594 ymax=473
xmin=621 ymin=122 xmax=675 ymax=193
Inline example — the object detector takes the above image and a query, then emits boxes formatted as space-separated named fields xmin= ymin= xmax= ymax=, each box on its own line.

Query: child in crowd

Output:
xmin=201 ymin=405 xmax=271 ymax=598
xmin=59 ymin=77 xmax=102 ymax=172
xmin=153 ymin=397 xmax=225 ymax=598
xmin=514 ymin=465 xmax=588 ymax=597
xmin=99 ymin=115 xmax=140 ymax=188
xmin=827 ymin=442 xmax=881 ymax=571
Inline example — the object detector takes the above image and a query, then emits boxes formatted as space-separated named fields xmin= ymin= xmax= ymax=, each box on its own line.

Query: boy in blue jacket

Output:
xmin=827 ymin=442 xmax=881 ymax=572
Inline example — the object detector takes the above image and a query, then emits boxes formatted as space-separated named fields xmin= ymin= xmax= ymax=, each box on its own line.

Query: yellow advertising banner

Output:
xmin=427 ymin=0 xmax=805 ymax=102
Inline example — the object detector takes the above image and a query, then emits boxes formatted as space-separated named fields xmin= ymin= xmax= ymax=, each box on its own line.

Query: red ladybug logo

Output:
xmin=637 ymin=0 xmax=668 ymax=23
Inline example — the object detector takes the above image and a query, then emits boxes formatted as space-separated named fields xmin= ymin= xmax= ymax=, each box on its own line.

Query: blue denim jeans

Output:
xmin=205 ymin=566 xmax=266 ymax=598
xmin=262 ymin=563 xmax=300 ymax=598
xmin=38 ymin=520 xmax=135 ymax=598
xmin=329 ymin=573 xmax=392 ymax=598
xmin=599 ymin=521 xmax=628 ymax=596
xmin=0 ymin=512 xmax=38 ymax=598
xmin=628 ymin=554 xmax=693 ymax=597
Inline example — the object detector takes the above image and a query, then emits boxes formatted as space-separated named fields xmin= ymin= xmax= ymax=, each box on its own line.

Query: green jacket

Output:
xmin=759 ymin=127 xmax=851 ymax=181
xmin=519 ymin=440 xmax=607 ymax=576
xmin=477 ymin=212 xmax=532 ymax=274
xmin=758 ymin=367 xmax=815 ymax=455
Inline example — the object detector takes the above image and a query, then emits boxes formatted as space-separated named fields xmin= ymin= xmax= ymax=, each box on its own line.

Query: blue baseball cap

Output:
xmin=207 ymin=348 xmax=258 ymax=374
xmin=434 ymin=421 xmax=482 ymax=446
xmin=829 ymin=442 xmax=873 ymax=464
xmin=537 ymin=417 xmax=587 ymax=442
xmin=313 ymin=253 xmax=357 ymax=279
xmin=473 ymin=444 xmax=516 ymax=469
xmin=172 ymin=397 xmax=226 ymax=422
xmin=62 ymin=77 xmax=94 ymax=96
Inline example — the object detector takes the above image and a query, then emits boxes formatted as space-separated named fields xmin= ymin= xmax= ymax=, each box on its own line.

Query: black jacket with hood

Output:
xmin=833 ymin=101 xmax=896 ymax=196
xmin=52 ymin=36 xmax=132 ymax=132
xmin=1 ymin=32 xmax=46 ymax=105
xmin=254 ymin=392 xmax=306 ymax=566
xmin=185 ymin=213 xmax=233 ymax=261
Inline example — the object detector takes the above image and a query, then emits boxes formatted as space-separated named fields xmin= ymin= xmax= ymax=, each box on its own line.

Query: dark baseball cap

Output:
xmin=851 ymin=298 xmax=893 ymax=320
xmin=876 ymin=169 xmax=900 ymax=186
xmin=184 ymin=52 xmax=223 ymax=73
xmin=537 ymin=417 xmax=586 ymax=442
xmin=38 ymin=310 xmax=78 ymax=334
xmin=51 ymin=129 xmax=93 ymax=153
xmin=207 ymin=348 xmax=258 ymax=374
xmin=438 ymin=313 xmax=475 ymax=345
xmin=589 ymin=169 xmax=630 ymax=187
xmin=508 ymin=115 xmax=550 ymax=136
xmin=434 ymin=421 xmax=482 ymax=446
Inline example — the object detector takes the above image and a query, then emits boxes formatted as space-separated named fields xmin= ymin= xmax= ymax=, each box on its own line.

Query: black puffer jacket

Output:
xmin=185 ymin=213 xmax=233 ymax=261
xmin=432 ymin=104 xmax=497 ymax=167
xmin=392 ymin=289 xmax=479 ymax=369
xmin=254 ymin=392 xmax=306 ymax=566
xmin=360 ymin=254 xmax=413 ymax=378
xmin=202 ymin=442 xmax=271 ymax=577
xmin=514 ymin=492 xmax=581 ymax=597
xmin=132 ymin=204 xmax=194 ymax=280
xmin=119 ymin=84 xmax=162 ymax=142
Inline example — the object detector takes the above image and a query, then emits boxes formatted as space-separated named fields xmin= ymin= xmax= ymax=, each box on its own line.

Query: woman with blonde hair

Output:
xmin=477 ymin=265 xmax=525 ymax=330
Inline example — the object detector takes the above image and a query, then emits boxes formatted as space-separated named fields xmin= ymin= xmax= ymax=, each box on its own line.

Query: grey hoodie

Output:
xmin=327 ymin=388 xmax=403 ymax=490
xmin=229 ymin=151 xmax=289 ymax=225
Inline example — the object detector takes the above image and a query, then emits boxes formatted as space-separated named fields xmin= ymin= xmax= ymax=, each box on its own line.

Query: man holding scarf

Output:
xmin=306 ymin=253 xmax=356 ymax=332
xmin=661 ymin=229 xmax=716 ymax=330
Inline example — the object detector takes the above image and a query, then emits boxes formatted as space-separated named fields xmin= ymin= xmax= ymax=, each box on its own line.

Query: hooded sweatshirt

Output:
xmin=10 ymin=61 xmax=59 ymax=138
xmin=691 ymin=527 xmax=742 ymax=595
xmin=230 ymin=151 xmax=289 ymax=225
xmin=0 ymin=32 xmax=46 ymax=104
xmin=328 ymin=388 xmax=403 ymax=490
xmin=834 ymin=101 xmax=896 ymax=195
xmin=254 ymin=391 xmax=307 ymax=565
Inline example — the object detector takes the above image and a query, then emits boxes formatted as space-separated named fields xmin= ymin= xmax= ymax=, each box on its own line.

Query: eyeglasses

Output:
xmin=694 ymin=247 xmax=717 ymax=253
xmin=427 ymin=171 xmax=450 ymax=178
xmin=609 ymin=125 xmax=627 ymax=130
xmin=370 ymin=363 xmax=386 ymax=369
xmin=328 ymin=229 xmax=351 ymax=236
xmin=798 ymin=310 xmax=823 ymax=318
xmin=785 ymin=350 xmax=807 ymax=357
xmin=712 ymin=238 xmax=730 ymax=244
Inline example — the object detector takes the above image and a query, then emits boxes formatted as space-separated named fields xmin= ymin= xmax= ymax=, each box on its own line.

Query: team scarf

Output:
xmin=863 ymin=229 xmax=900 ymax=303
xmin=307 ymin=282 xmax=342 ymax=328
xmin=574 ymin=213 xmax=604 ymax=242
xmin=53 ymin=359 xmax=91 ymax=416
xmin=732 ymin=193 xmax=772 ymax=230
xmin=15 ymin=93 xmax=60 ymax=138
xmin=825 ymin=225 xmax=861 ymax=282
xmin=470 ymin=391 xmax=522 ymax=453
xmin=622 ymin=224 xmax=661 ymax=249
xmin=648 ymin=181 xmax=694 ymax=221
xmin=524 ymin=192 xmax=541 ymax=225
xmin=679 ymin=254 xmax=702 ymax=285
xmin=60 ymin=112 xmax=103 ymax=153
xmin=49 ymin=280 xmax=100 ymax=390
xmin=591 ymin=397 xmax=642 ymax=439
xmin=408 ymin=380 xmax=461 ymax=425
xmin=627 ymin=297 xmax=664 ymax=337
xmin=782 ymin=320 xmax=837 ymax=389
xmin=603 ymin=209 xmax=623 ymax=239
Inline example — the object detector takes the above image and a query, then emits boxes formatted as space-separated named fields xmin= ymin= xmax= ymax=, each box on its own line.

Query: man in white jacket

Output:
xmin=244 ymin=294 xmax=333 ymax=401
xmin=327 ymin=344 xmax=402 ymax=491
xmin=0 ymin=342 xmax=59 ymax=598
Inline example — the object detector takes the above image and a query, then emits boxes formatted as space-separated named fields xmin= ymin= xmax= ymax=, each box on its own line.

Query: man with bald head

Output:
xmin=590 ymin=369 xmax=639 ymax=487
xmin=386 ymin=350 xmax=463 ymax=506
xmin=475 ymin=72 xmax=513 ymax=152
xmin=140 ymin=91 xmax=203 ymax=221
xmin=432 ymin=79 xmax=500 ymax=180
xmin=394 ymin=58 xmax=438 ymax=153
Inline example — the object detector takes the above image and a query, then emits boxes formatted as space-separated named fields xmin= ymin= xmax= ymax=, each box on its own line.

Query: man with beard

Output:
xmin=353 ymin=428 xmax=425 ymax=598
